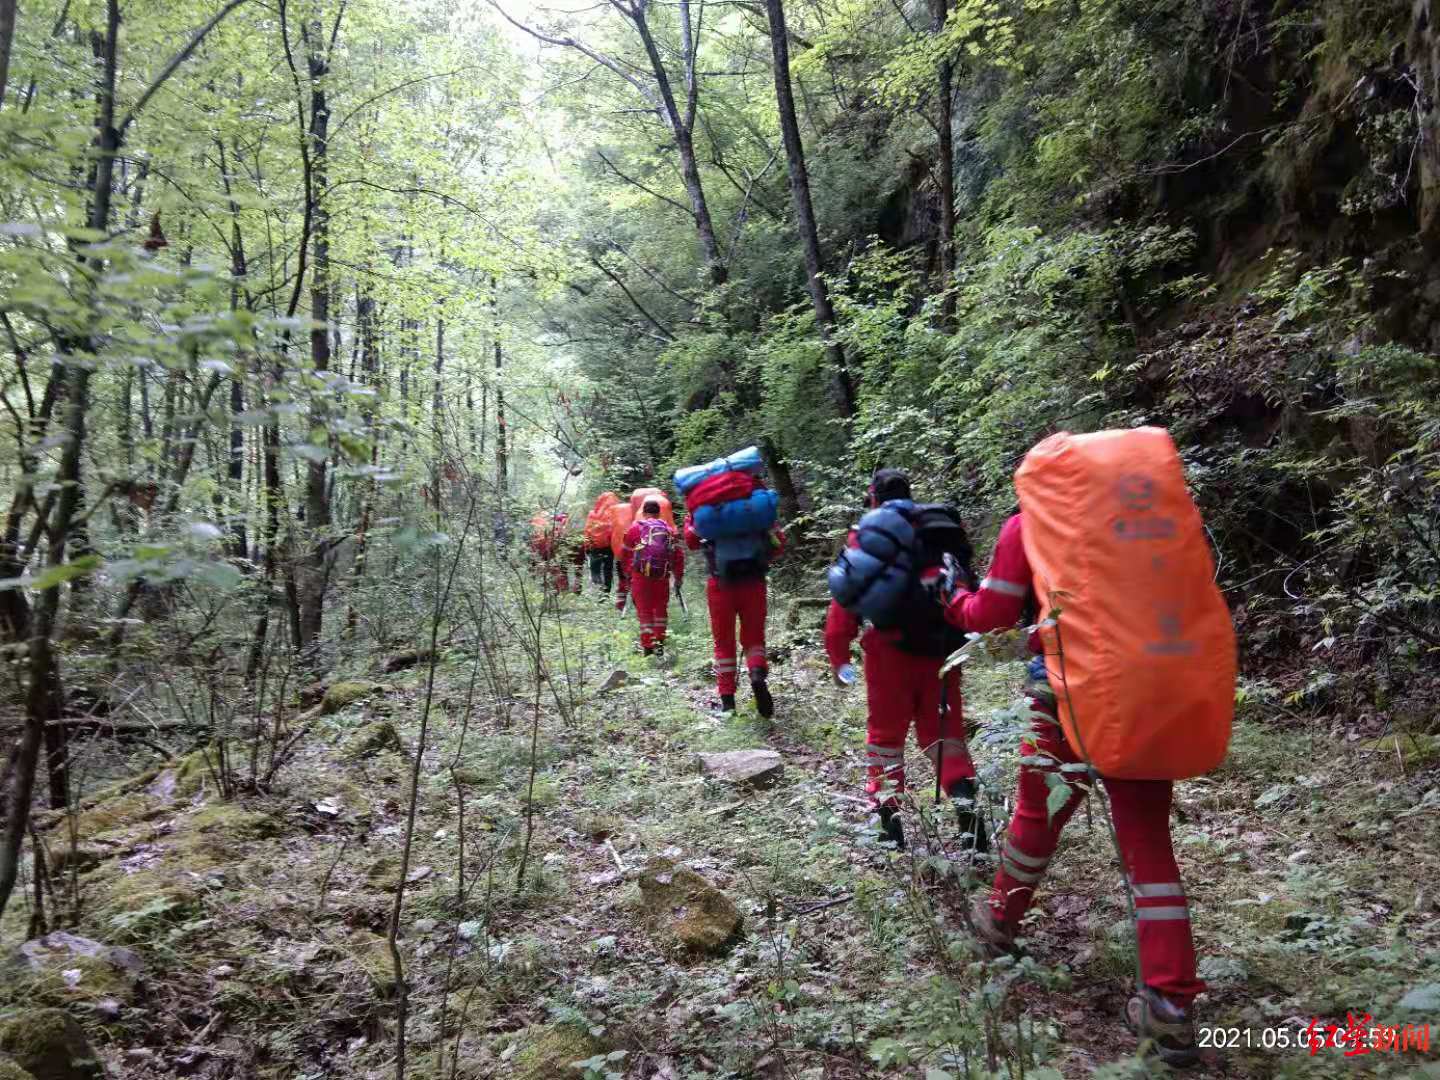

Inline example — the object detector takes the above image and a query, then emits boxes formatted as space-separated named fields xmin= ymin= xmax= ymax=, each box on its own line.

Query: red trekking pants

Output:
xmin=706 ymin=576 xmax=767 ymax=695
xmin=861 ymin=634 xmax=974 ymax=803
xmin=984 ymin=683 xmax=1206 ymax=1005
xmin=630 ymin=573 xmax=671 ymax=650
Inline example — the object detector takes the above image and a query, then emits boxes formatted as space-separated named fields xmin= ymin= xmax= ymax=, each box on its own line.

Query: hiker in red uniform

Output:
xmin=618 ymin=499 xmax=684 ymax=657
xmin=824 ymin=468 xmax=982 ymax=850
xmin=528 ymin=512 xmax=577 ymax=594
xmin=684 ymin=519 xmax=784 ymax=716
xmin=941 ymin=512 xmax=1204 ymax=1065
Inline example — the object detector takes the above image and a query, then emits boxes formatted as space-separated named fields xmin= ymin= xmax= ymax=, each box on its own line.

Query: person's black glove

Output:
xmin=920 ymin=553 xmax=970 ymax=611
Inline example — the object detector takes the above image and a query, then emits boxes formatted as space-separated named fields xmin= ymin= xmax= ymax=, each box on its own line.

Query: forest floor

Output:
xmin=4 ymin=587 xmax=1439 ymax=1079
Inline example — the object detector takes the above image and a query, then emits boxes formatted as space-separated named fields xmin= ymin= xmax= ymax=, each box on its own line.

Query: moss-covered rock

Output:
xmin=89 ymin=870 xmax=201 ymax=942
xmin=0 ymin=1057 xmax=36 ymax=1080
xmin=510 ymin=1024 xmax=610 ymax=1080
xmin=58 ymin=749 xmax=219 ymax=848
xmin=0 ymin=1009 xmax=101 ymax=1080
xmin=1 ymin=933 xmax=141 ymax=1010
xmin=66 ymin=795 xmax=162 ymax=843
xmin=581 ymin=813 xmax=620 ymax=842
xmin=1361 ymin=733 xmax=1440 ymax=767
xmin=169 ymin=749 xmax=216 ymax=798
xmin=352 ymin=932 xmax=398 ymax=996
xmin=366 ymin=854 xmax=401 ymax=890
xmin=344 ymin=720 xmax=402 ymax=759
xmin=162 ymin=803 xmax=276 ymax=871
xmin=322 ymin=681 xmax=385 ymax=716
xmin=186 ymin=802 xmax=278 ymax=840
xmin=449 ymin=766 xmax=483 ymax=788
xmin=637 ymin=858 xmax=741 ymax=955
xmin=44 ymin=846 xmax=105 ymax=878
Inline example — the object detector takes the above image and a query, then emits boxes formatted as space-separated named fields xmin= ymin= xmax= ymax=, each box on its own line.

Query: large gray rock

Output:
xmin=16 ymin=933 xmax=142 ymax=978
xmin=4 ymin=933 xmax=142 ymax=1013
xmin=696 ymin=749 xmax=783 ymax=790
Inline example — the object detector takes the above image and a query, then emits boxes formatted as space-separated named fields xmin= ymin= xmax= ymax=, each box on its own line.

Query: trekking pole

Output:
xmin=935 ymin=675 xmax=947 ymax=806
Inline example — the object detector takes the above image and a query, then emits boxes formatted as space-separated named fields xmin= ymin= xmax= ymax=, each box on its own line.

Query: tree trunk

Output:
xmin=758 ymin=437 xmax=801 ymax=524
xmin=932 ymin=0 xmax=958 ymax=326
xmin=495 ymin=337 xmax=508 ymax=498
xmin=297 ymin=22 xmax=333 ymax=654
xmin=346 ymin=290 xmax=379 ymax=637
xmin=1412 ymin=0 xmax=1440 ymax=250
xmin=0 ymin=0 xmax=121 ymax=923
xmin=0 ymin=0 xmax=15 ymax=110
xmin=433 ymin=314 xmax=445 ymax=453
xmin=627 ymin=4 xmax=727 ymax=285
xmin=762 ymin=0 xmax=856 ymax=417
xmin=245 ymin=416 xmax=286 ymax=683
xmin=220 ymin=136 xmax=250 ymax=559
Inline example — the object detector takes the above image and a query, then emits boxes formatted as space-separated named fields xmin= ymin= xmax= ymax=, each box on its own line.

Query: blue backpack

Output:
xmin=709 ymin=532 xmax=772 ymax=580
xmin=827 ymin=500 xmax=977 ymax=654
xmin=674 ymin=445 xmax=764 ymax=494
xmin=692 ymin=488 xmax=779 ymax=540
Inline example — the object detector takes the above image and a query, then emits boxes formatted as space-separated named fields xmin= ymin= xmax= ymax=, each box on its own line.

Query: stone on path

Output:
xmin=344 ymin=719 xmax=402 ymax=759
xmin=637 ymin=858 xmax=742 ymax=955
xmin=695 ymin=749 xmax=783 ymax=790
xmin=320 ymin=681 xmax=386 ymax=716
xmin=597 ymin=669 xmax=629 ymax=694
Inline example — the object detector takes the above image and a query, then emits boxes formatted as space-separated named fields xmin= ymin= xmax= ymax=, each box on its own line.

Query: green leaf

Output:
xmin=1045 ymin=778 xmax=1072 ymax=822
xmin=193 ymin=560 xmax=243 ymax=590
xmin=30 ymin=555 xmax=104 ymax=591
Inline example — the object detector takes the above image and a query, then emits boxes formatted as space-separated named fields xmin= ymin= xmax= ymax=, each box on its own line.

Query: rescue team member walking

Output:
xmin=940 ymin=429 xmax=1237 ymax=1067
xmin=583 ymin=492 xmax=620 ymax=594
xmin=618 ymin=499 xmax=683 ymax=657
xmin=824 ymin=468 xmax=982 ymax=850
xmin=684 ymin=519 xmax=784 ymax=716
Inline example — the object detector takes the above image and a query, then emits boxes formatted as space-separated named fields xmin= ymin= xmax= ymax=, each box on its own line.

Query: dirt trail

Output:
xmin=7 ymin=592 xmax=1434 ymax=1078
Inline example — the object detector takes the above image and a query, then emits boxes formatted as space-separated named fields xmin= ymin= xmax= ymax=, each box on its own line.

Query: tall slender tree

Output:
xmin=762 ymin=0 xmax=856 ymax=417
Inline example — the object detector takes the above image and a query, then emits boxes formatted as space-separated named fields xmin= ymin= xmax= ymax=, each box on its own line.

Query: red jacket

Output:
xmin=619 ymin=517 xmax=684 ymax=592
xmin=942 ymin=512 xmax=1040 ymax=650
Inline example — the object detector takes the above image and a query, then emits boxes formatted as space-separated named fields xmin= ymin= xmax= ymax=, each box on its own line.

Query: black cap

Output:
xmin=869 ymin=468 xmax=911 ymax=504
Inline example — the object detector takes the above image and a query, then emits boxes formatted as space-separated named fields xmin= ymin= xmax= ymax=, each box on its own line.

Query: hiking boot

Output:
xmin=718 ymin=694 xmax=736 ymax=714
xmin=947 ymin=779 xmax=990 ymax=855
xmin=877 ymin=805 xmax=905 ymax=850
xmin=750 ymin=670 xmax=774 ymax=719
xmin=969 ymin=896 xmax=1016 ymax=959
xmin=642 ymin=645 xmax=655 ymax=657
xmin=1126 ymin=987 xmax=1199 ymax=1067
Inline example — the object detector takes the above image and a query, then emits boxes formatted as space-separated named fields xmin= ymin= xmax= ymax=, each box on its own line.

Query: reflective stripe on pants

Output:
xmin=706 ymin=576 xmax=768 ymax=695
xmin=860 ymin=632 xmax=973 ymax=803
xmin=979 ymin=687 xmax=1205 ymax=1004
xmin=630 ymin=573 xmax=671 ymax=650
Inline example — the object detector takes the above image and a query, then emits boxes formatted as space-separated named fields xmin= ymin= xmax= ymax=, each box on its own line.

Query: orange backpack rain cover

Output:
xmin=628 ymin=487 xmax=675 ymax=528
xmin=1014 ymin=428 xmax=1236 ymax=780
xmin=584 ymin=492 xmax=619 ymax=548
xmin=610 ymin=502 xmax=635 ymax=559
